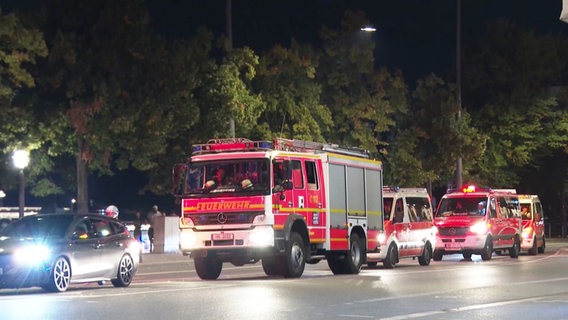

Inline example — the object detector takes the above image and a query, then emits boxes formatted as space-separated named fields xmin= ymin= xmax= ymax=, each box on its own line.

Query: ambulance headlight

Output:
xmin=522 ymin=226 xmax=533 ymax=239
xmin=377 ymin=232 xmax=387 ymax=245
xmin=14 ymin=244 xmax=51 ymax=266
xmin=250 ymin=227 xmax=274 ymax=247
xmin=470 ymin=222 xmax=488 ymax=234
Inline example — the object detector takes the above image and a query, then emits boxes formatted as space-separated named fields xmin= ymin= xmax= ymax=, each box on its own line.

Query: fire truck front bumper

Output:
xmin=179 ymin=226 xmax=275 ymax=254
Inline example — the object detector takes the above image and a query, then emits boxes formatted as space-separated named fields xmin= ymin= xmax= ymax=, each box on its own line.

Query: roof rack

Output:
xmin=274 ymin=138 xmax=370 ymax=158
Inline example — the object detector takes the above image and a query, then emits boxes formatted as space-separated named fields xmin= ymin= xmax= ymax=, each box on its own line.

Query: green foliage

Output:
xmin=255 ymin=41 xmax=331 ymax=141
xmin=318 ymin=10 xmax=407 ymax=153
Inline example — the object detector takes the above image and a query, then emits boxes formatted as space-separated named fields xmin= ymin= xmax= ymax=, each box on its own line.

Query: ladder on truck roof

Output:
xmin=274 ymin=138 xmax=370 ymax=158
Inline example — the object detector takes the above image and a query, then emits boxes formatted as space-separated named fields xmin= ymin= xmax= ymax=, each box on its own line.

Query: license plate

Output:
xmin=212 ymin=233 xmax=234 ymax=241
xmin=445 ymin=242 xmax=461 ymax=249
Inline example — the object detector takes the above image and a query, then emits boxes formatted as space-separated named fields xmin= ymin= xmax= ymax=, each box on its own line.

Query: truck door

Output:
xmin=393 ymin=198 xmax=410 ymax=255
xmin=304 ymin=159 xmax=326 ymax=242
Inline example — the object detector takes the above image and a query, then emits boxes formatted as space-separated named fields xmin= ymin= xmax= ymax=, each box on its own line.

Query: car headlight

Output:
xmin=469 ymin=222 xmax=489 ymax=234
xmin=13 ymin=244 xmax=51 ymax=265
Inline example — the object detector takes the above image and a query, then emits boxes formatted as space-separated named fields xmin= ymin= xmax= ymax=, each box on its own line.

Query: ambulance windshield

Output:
xmin=185 ymin=159 xmax=270 ymax=196
xmin=436 ymin=197 xmax=488 ymax=217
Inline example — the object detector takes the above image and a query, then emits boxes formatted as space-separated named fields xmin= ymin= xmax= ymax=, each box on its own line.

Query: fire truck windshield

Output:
xmin=184 ymin=159 xmax=270 ymax=196
xmin=436 ymin=197 xmax=488 ymax=217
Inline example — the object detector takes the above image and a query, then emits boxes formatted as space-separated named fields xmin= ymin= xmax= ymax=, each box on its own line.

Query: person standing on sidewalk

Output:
xmin=146 ymin=205 xmax=162 ymax=253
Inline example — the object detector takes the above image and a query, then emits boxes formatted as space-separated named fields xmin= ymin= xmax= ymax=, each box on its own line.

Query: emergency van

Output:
xmin=367 ymin=187 xmax=435 ymax=268
xmin=433 ymin=185 xmax=522 ymax=261
xmin=172 ymin=138 xmax=384 ymax=280
xmin=518 ymin=194 xmax=545 ymax=255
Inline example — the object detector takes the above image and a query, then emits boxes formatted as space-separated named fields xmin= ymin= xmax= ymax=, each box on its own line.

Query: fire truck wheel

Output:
xmin=282 ymin=232 xmax=306 ymax=278
xmin=194 ymin=253 xmax=223 ymax=280
xmin=382 ymin=243 xmax=398 ymax=269
xmin=538 ymin=237 xmax=546 ymax=254
xmin=262 ymin=255 xmax=282 ymax=276
xmin=432 ymin=249 xmax=443 ymax=261
xmin=480 ymin=237 xmax=493 ymax=261
xmin=344 ymin=233 xmax=364 ymax=274
xmin=418 ymin=242 xmax=432 ymax=266
xmin=509 ymin=236 xmax=520 ymax=258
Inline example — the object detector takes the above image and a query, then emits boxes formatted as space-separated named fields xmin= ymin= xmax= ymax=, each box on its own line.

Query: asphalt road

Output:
xmin=1 ymin=239 xmax=568 ymax=320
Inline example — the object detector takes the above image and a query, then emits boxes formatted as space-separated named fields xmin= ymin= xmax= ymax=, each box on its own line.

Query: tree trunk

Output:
xmin=76 ymin=137 xmax=89 ymax=214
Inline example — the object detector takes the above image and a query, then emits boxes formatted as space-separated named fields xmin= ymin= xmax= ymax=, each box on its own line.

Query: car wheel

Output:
xmin=433 ymin=249 xmax=443 ymax=261
xmin=538 ymin=237 xmax=546 ymax=254
xmin=44 ymin=257 xmax=71 ymax=292
xmin=480 ymin=237 xmax=493 ymax=261
xmin=462 ymin=251 xmax=472 ymax=260
xmin=194 ymin=252 xmax=223 ymax=280
xmin=282 ymin=232 xmax=306 ymax=278
xmin=418 ymin=242 xmax=432 ymax=266
xmin=111 ymin=254 xmax=135 ymax=287
xmin=528 ymin=236 xmax=538 ymax=255
xmin=382 ymin=243 xmax=398 ymax=269
xmin=509 ymin=236 xmax=520 ymax=258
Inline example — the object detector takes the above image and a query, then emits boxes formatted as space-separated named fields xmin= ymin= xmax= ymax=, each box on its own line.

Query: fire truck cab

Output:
xmin=367 ymin=187 xmax=435 ymax=268
xmin=173 ymin=138 xmax=384 ymax=280
xmin=518 ymin=194 xmax=546 ymax=255
xmin=433 ymin=185 xmax=522 ymax=261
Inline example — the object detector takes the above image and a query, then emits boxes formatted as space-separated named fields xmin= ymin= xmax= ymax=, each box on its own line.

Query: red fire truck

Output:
xmin=172 ymin=138 xmax=384 ymax=279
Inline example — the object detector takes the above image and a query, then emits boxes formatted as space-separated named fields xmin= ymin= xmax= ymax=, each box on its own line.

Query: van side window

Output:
xmin=406 ymin=197 xmax=432 ymax=222
xmin=305 ymin=161 xmax=318 ymax=190
xmin=490 ymin=198 xmax=497 ymax=218
xmin=394 ymin=199 xmax=404 ymax=223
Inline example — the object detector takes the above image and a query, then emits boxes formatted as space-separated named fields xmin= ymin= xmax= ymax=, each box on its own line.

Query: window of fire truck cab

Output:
xmin=184 ymin=159 xmax=270 ymax=195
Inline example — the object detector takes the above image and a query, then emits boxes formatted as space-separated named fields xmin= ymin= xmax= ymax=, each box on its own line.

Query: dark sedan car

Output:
xmin=0 ymin=213 xmax=140 ymax=292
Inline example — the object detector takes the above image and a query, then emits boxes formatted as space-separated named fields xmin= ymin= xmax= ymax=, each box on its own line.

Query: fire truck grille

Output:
xmin=188 ymin=212 xmax=263 ymax=225
xmin=438 ymin=227 xmax=469 ymax=236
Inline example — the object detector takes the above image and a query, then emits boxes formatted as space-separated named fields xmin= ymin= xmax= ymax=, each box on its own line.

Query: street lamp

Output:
xmin=12 ymin=150 xmax=29 ymax=219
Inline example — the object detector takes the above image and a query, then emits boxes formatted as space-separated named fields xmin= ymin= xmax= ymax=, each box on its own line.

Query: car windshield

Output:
xmin=184 ymin=159 xmax=270 ymax=196
xmin=436 ymin=197 xmax=488 ymax=217
xmin=0 ymin=215 xmax=73 ymax=240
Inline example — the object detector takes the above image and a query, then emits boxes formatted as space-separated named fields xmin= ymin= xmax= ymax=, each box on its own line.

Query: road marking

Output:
xmin=377 ymin=296 xmax=547 ymax=320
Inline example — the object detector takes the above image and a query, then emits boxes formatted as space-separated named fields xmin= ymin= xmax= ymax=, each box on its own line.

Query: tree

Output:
xmin=255 ymin=40 xmax=331 ymax=141
xmin=318 ymin=10 xmax=407 ymax=153
xmin=0 ymin=5 xmax=48 ymax=199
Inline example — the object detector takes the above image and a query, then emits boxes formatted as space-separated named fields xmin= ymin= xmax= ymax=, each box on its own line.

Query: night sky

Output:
xmin=147 ymin=0 xmax=568 ymax=83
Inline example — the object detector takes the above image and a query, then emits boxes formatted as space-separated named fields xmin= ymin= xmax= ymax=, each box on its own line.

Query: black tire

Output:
xmin=327 ymin=256 xmax=346 ymax=274
xmin=433 ymin=249 xmax=443 ymax=261
xmin=111 ymin=254 xmax=135 ymax=287
xmin=528 ymin=236 xmax=538 ymax=255
xmin=480 ymin=237 xmax=493 ymax=261
xmin=509 ymin=236 xmax=520 ymax=258
xmin=281 ymin=232 xmax=306 ymax=278
xmin=538 ymin=237 xmax=546 ymax=254
xmin=194 ymin=252 xmax=223 ymax=280
xmin=418 ymin=242 xmax=432 ymax=266
xmin=344 ymin=233 xmax=364 ymax=274
xmin=43 ymin=257 xmax=71 ymax=292
xmin=382 ymin=243 xmax=398 ymax=269
xmin=261 ymin=255 xmax=282 ymax=276
xmin=462 ymin=251 xmax=472 ymax=260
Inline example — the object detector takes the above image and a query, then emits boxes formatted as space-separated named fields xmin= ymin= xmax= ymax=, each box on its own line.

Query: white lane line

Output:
xmin=378 ymin=296 xmax=546 ymax=320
